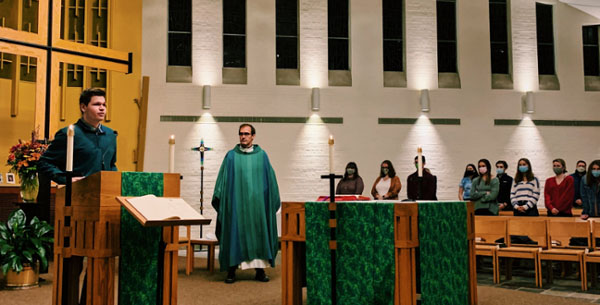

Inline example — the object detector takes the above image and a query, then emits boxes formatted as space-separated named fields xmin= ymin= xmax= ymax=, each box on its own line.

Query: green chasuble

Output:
xmin=212 ymin=144 xmax=280 ymax=271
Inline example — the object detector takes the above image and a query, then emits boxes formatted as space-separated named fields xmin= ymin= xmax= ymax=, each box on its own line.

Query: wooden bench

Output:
xmin=474 ymin=217 xmax=507 ymax=283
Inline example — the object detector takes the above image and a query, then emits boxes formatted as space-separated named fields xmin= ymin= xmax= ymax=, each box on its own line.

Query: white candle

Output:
xmin=168 ymin=135 xmax=175 ymax=173
xmin=417 ymin=147 xmax=423 ymax=177
xmin=66 ymin=125 xmax=75 ymax=172
xmin=328 ymin=135 xmax=334 ymax=174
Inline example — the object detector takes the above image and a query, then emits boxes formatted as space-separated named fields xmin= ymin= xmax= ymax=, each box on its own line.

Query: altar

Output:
xmin=281 ymin=200 xmax=477 ymax=305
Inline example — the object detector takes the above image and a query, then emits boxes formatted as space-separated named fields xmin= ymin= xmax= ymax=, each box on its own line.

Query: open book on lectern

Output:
xmin=116 ymin=195 xmax=211 ymax=227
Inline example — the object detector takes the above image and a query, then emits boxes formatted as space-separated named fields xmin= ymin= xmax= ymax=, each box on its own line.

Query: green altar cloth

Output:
xmin=119 ymin=172 xmax=164 ymax=305
xmin=305 ymin=201 xmax=469 ymax=305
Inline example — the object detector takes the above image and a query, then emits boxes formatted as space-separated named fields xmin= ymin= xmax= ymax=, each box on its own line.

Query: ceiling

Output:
xmin=560 ymin=0 xmax=600 ymax=19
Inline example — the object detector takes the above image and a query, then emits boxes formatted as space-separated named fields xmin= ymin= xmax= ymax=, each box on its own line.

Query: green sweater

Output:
xmin=470 ymin=176 xmax=500 ymax=215
xmin=38 ymin=119 xmax=117 ymax=184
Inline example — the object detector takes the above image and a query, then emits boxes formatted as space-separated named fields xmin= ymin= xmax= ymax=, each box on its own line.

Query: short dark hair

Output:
xmin=577 ymin=160 xmax=587 ymax=167
xmin=239 ymin=123 xmax=256 ymax=135
xmin=381 ymin=160 xmax=396 ymax=178
xmin=80 ymin=88 xmax=106 ymax=107
xmin=495 ymin=160 xmax=508 ymax=169
xmin=414 ymin=155 xmax=426 ymax=164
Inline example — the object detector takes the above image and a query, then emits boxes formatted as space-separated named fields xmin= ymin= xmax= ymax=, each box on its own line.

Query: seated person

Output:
xmin=407 ymin=155 xmax=437 ymax=200
xmin=336 ymin=162 xmax=365 ymax=195
xmin=371 ymin=160 xmax=401 ymax=200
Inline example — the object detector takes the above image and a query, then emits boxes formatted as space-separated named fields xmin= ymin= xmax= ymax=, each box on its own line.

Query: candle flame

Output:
xmin=67 ymin=125 xmax=75 ymax=137
xmin=169 ymin=135 xmax=175 ymax=144
xmin=328 ymin=135 xmax=334 ymax=145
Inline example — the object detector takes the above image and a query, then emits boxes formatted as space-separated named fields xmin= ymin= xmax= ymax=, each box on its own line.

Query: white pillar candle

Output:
xmin=168 ymin=135 xmax=175 ymax=173
xmin=66 ymin=125 xmax=75 ymax=172
xmin=417 ymin=147 xmax=423 ymax=177
xmin=328 ymin=135 xmax=334 ymax=174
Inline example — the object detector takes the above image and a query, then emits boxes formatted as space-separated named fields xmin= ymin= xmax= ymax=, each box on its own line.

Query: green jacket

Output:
xmin=38 ymin=119 xmax=117 ymax=184
xmin=470 ymin=176 xmax=500 ymax=215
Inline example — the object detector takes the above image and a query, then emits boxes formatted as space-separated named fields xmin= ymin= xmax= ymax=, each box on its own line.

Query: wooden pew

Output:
xmin=474 ymin=217 xmax=507 ymax=283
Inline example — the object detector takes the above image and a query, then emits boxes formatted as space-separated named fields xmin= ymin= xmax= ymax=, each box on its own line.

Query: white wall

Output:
xmin=142 ymin=0 xmax=600 ymax=236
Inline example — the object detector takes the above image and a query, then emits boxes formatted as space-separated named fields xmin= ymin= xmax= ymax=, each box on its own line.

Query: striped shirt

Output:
xmin=510 ymin=177 xmax=541 ymax=210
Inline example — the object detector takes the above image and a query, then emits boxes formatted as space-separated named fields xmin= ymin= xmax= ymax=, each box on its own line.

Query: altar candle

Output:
xmin=168 ymin=135 xmax=175 ymax=173
xmin=417 ymin=146 xmax=423 ymax=177
xmin=66 ymin=125 xmax=75 ymax=172
xmin=328 ymin=135 xmax=334 ymax=174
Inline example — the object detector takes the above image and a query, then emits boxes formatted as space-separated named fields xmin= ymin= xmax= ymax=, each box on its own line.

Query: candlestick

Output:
xmin=168 ymin=135 xmax=175 ymax=173
xmin=417 ymin=146 xmax=423 ymax=177
xmin=66 ymin=125 xmax=75 ymax=172
xmin=328 ymin=135 xmax=334 ymax=174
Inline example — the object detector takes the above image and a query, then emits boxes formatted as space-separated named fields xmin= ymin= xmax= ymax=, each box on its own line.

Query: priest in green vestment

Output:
xmin=212 ymin=124 xmax=280 ymax=284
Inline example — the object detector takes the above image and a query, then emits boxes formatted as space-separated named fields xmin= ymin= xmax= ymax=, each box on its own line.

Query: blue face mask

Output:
xmin=496 ymin=168 xmax=504 ymax=175
xmin=592 ymin=170 xmax=600 ymax=178
xmin=518 ymin=165 xmax=529 ymax=173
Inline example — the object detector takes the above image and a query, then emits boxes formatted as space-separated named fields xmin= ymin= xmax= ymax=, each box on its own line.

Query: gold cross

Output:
xmin=92 ymin=0 xmax=107 ymax=17
xmin=72 ymin=0 xmax=83 ymax=17
xmin=21 ymin=56 xmax=36 ymax=74
xmin=90 ymin=67 xmax=105 ymax=81
xmin=67 ymin=64 xmax=84 ymax=81
xmin=92 ymin=24 xmax=107 ymax=47
xmin=0 ymin=53 xmax=12 ymax=70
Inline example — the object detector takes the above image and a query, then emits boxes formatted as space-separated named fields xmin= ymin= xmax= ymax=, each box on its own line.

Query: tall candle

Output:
xmin=66 ymin=125 xmax=75 ymax=172
xmin=168 ymin=135 xmax=175 ymax=173
xmin=417 ymin=147 xmax=423 ymax=177
xmin=328 ymin=135 xmax=334 ymax=174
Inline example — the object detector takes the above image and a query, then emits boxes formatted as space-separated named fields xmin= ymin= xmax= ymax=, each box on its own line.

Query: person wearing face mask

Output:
xmin=580 ymin=160 xmax=600 ymax=220
xmin=495 ymin=160 xmax=513 ymax=211
xmin=470 ymin=159 xmax=500 ymax=215
xmin=459 ymin=164 xmax=478 ymax=201
xmin=510 ymin=158 xmax=540 ymax=216
xmin=406 ymin=155 xmax=437 ymax=200
xmin=544 ymin=158 xmax=575 ymax=217
xmin=336 ymin=162 xmax=365 ymax=195
xmin=371 ymin=160 xmax=401 ymax=200
xmin=570 ymin=160 xmax=587 ymax=209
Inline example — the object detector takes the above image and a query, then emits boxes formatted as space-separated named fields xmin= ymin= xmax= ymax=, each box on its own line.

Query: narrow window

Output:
xmin=436 ymin=0 xmax=457 ymax=73
xmin=276 ymin=0 xmax=298 ymax=69
xmin=382 ymin=0 xmax=403 ymax=72
xmin=583 ymin=25 xmax=599 ymax=77
xmin=223 ymin=0 xmax=246 ymax=68
xmin=535 ymin=3 xmax=555 ymax=75
xmin=489 ymin=0 xmax=509 ymax=74
xmin=168 ymin=0 xmax=192 ymax=67
xmin=328 ymin=0 xmax=349 ymax=71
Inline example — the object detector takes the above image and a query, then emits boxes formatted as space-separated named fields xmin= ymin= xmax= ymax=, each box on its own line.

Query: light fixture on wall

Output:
xmin=420 ymin=89 xmax=430 ymax=112
xmin=203 ymin=85 xmax=211 ymax=109
xmin=311 ymin=87 xmax=320 ymax=111
xmin=524 ymin=91 xmax=534 ymax=114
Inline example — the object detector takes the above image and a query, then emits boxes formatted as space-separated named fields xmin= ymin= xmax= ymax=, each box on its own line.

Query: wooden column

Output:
xmin=394 ymin=203 xmax=418 ymax=305
xmin=281 ymin=202 xmax=305 ymax=305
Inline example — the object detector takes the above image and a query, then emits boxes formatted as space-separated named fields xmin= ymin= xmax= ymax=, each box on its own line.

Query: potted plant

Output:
xmin=6 ymin=130 xmax=48 ymax=202
xmin=0 ymin=209 xmax=53 ymax=288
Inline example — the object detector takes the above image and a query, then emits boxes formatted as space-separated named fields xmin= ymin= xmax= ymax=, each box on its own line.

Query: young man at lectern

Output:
xmin=38 ymin=88 xmax=117 ymax=184
xmin=212 ymin=124 xmax=280 ymax=284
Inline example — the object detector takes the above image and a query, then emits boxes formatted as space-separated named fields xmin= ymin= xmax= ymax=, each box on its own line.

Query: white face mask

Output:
xmin=577 ymin=166 xmax=586 ymax=173
xmin=479 ymin=167 xmax=487 ymax=174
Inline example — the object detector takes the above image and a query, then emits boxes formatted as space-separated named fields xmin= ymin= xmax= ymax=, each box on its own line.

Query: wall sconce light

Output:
xmin=523 ymin=91 xmax=534 ymax=114
xmin=311 ymin=87 xmax=320 ymax=111
xmin=420 ymin=89 xmax=430 ymax=112
xmin=203 ymin=85 xmax=211 ymax=109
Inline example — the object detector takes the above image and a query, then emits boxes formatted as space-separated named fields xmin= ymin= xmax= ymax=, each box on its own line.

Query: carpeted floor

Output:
xmin=0 ymin=256 xmax=596 ymax=305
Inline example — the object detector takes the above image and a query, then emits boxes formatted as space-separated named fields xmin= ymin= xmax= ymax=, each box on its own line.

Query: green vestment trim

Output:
xmin=119 ymin=172 xmax=164 ymax=305
xmin=418 ymin=201 xmax=469 ymax=305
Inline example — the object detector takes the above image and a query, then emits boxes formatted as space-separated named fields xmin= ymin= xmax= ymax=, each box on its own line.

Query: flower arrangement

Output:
xmin=6 ymin=131 xmax=48 ymax=181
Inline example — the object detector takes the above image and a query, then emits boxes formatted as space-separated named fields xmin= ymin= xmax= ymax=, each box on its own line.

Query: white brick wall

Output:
xmin=142 ymin=0 xmax=600 ymax=238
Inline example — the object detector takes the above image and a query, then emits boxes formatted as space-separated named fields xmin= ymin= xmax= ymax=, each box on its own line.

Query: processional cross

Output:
xmin=191 ymin=139 xmax=212 ymax=237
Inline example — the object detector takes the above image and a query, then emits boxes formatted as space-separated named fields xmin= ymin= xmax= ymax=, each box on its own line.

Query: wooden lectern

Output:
xmin=52 ymin=171 xmax=188 ymax=305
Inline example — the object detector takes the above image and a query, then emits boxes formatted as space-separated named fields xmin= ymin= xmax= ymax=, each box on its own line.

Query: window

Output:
xmin=436 ymin=0 xmax=457 ymax=73
xmin=276 ymin=0 xmax=298 ymax=69
xmin=489 ymin=0 xmax=509 ymax=74
xmin=583 ymin=25 xmax=599 ymax=76
xmin=382 ymin=0 xmax=403 ymax=72
xmin=168 ymin=0 xmax=192 ymax=66
xmin=223 ymin=0 xmax=246 ymax=68
xmin=536 ymin=3 xmax=555 ymax=75
xmin=328 ymin=0 xmax=349 ymax=70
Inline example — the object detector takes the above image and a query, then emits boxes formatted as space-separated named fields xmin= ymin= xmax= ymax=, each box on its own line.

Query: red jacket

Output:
xmin=544 ymin=175 xmax=574 ymax=214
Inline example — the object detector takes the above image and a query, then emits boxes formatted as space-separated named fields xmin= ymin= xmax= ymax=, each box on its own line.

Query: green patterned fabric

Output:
xmin=418 ymin=201 xmax=469 ymax=305
xmin=119 ymin=172 xmax=164 ymax=305
xmin=305 ymin=201 xmax=332 ymax=305
xmin=336 ymin=201 xmax=395 ymax=305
